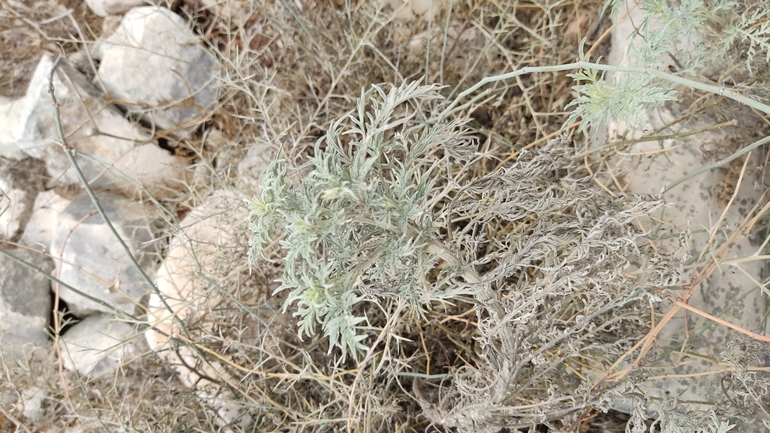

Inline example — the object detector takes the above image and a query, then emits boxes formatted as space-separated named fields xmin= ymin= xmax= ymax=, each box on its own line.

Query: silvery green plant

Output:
xmin=248 ymin=80 xmax=691 ymax=429
xmin=248 ymin=81 xmax=475 ymax=360
xmin=245 ymin=2 xmax=770 ymax=427
xmin=568 ymin=0 xmax=770 ymax=131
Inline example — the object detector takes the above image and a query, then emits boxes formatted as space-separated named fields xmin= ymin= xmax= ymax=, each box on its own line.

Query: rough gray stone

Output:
xmin=59 ymin=314 xmax=145 ymax=377
xmin=0 ymin=157 xmax=45 ymax=242
xmin=0 ymin=247 xmax=53 ymax=366
xmin=16 ymin=54 xmax=153 ymax=188
xmin=0 ymin=248 xmax=51 ymax=319
xmin=96 ymin=6 xmax=218 ymax=139
xmin=51 ymin=192 xmax=155 ymax=317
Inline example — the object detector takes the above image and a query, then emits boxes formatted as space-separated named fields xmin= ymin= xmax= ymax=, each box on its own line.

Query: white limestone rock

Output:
xmin=145 ymin=190 xmax=252 ymax=428
xmin=0 ymin=312 xmax=49 ymax=364
xmin=51 ymin=192 xmax=156 ymax=317
xmin=16 ymin=54 xmax=153 ymax=188
xmin=189 ymin=129 xmax=229 ymax=194
xmin=387 ymin=0 xmax=444 ymax=21
xmin=85 ymin=0 xmax=146 ymax=17
xmin=102 ymin=14 xmax=123 ymax=37
xmin=19 ymin=385 xmax=47 ymax=423
xmin=1 ymin=382 xmax=49 ymax=427
xmin=184 ymin=0 xmax=250 ymax=27
xmin=146 ymin=190 xmax=247 ymax=349
xmin=19 ymin=190 xmax=71 ymax=252
xmin=0 ymin=247 xmax=52 ymax=366
xmin=0 ymin=178 xmax=27 ymax=241
xmin=96 ymin=7 xmax=219 ymax=139
xmin=109 ymin=143 xmax=190 ymax=199
xmin=237 ymin=142 xmax=270 ymax=174
xmin=236 ymin=144 xmax=271 ymax=191
xmin=407 ymin=20 xmax=478 ymax=54
xmin=59 ymin=314 xmax=145 ymax=377
xmin=0 ymin=97 xmax=25 ymax=160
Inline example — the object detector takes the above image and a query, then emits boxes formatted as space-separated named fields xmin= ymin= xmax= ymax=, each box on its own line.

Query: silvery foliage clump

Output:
xmin=249 ymin=81 xmax=477 ymax=361
xmin=249 ymin=81 xmax=691 ymax=429
xmin=568 ymin=0 xmax=770 ymax=131
xmin=415 ymin=137 xmax=690 ymax=431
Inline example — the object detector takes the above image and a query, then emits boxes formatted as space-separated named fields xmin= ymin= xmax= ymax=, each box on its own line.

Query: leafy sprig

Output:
xmin=569 ymin=0 xmax=770 ymax=130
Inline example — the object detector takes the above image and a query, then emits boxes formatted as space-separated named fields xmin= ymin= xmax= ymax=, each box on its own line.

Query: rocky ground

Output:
xmin=1 ymin=0 xmax=769 ymax=432
xmin=1 ymin=1 xmax=265 ymax=429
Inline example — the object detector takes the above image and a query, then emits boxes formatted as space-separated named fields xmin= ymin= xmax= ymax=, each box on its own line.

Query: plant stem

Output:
xmin=48 ymin=58 xmax=155 ymax=292
xmin=442 ymin=61 xmax=770 ymax=119
xmin=47 ymin=56 xmax=192 ymax=339
xmin=573 ymin=120 xmax=737 ymax=158
xmin=448 ymin=62 xmax=770 ymax=193
xmin=662 ymin=134 xmax=770 ymax=193
xmin=673 ymin=299 xmax=770 ymax=342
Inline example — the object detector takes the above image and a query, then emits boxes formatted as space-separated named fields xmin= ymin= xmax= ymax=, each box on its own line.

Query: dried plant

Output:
xmin=248 ymin=80 xmax=690 ymax=430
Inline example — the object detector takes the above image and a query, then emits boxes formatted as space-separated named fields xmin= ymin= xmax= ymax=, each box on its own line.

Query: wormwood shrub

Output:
xmin=249 ymin=82 xmax=476 ymax=360
xmin=246 ymin=1 xmax=770 ymax=430
xmin=248 ymin=81 xmax=687 ymax=430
